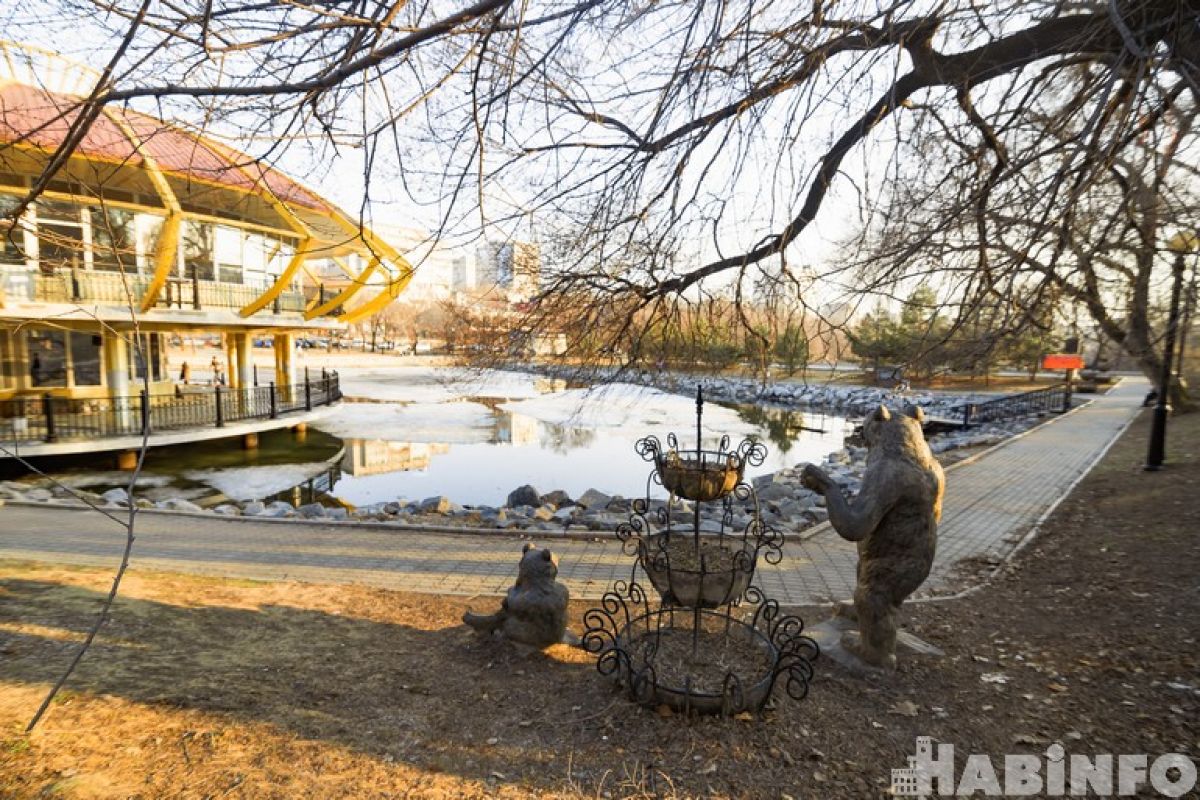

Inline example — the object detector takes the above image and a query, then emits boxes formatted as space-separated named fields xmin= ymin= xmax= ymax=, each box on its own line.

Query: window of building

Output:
xmin=37 ymin=200 xmax=83 ymax=223
xmin=130 ymin=333 xmax=164 ymax=383
xmin=182 ymin=221 xmax=215 ymax=281
xmin=0 ymin=330 xmax=14 ymax=389
xmin=36 ymin=200 xmax=87 ymax=275
xmin=91 ymin=207 xmax=136 ymax=272
xmin=135 ymin=214 xmax=166 ymax=274
xmin=69 ymin=332 xmax=102 ymax=386
xmin=267 ymin=238 xmax=294 ymax=288
xmin=215 ymin=225 xmax=244 ymax=284
xmin=27 ymin=329 xmax=67 ymax=387
xmin=37 ymin=222 xmax=86 ymax=273
xmin=0 ymin=194 xmax=28 ymax=266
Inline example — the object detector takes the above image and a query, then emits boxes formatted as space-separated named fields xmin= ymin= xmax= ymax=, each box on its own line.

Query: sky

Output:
xmin=0 ymin=1 xmax=875 ymax=284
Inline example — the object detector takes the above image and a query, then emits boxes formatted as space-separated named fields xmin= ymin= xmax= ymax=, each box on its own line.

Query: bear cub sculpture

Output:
xmin=463 ymin=543 xmax=573 ymax=648
xmin=802 ymin=404 xmax=945 ymax=669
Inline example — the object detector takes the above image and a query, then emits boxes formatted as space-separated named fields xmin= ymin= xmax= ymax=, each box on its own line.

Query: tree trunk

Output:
xmin=1134 ymin=349 xmax=1194 ymax=412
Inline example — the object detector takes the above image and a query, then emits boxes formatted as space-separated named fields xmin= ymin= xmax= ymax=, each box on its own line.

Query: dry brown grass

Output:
xmin=1 ymin=399 xmax=1197 ymax=798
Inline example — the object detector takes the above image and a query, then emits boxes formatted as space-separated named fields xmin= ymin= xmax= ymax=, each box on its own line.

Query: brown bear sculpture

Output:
xmin=463 ymin=543 xmax=572 ymax=648
xmin=802 ymin=404 xmax=944 ymax=669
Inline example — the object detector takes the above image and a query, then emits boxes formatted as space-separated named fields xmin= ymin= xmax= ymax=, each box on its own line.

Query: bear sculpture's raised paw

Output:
xmin=802 ymin=404 xmax=945 ymax=669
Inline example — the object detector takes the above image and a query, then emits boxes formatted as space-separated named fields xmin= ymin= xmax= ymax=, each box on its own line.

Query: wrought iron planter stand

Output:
xmin=582 ymin=388 xmax=818 ymax=716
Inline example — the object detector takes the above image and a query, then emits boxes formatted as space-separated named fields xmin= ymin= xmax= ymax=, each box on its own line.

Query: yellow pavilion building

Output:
xmin=0 ymin=42 xmax=411 ymax=460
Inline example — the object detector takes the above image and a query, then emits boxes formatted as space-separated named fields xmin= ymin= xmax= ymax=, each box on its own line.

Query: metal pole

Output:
xmin=269 ymin=382 xmax=277 ymax=419
xmin=1062 ymin=370 xmax=1073 ymax=413
xmin=42 ymin=393 xmax=57 ymax=443
xmin=214 ymin=384 xmax=224 ymax=428
xmin=1145 ymin=253 xmax=1187 ymax=470
xmin=304 ymin=374 xmax=312 ymax=411
xmin=253 ymin=363 xmax=259 ymax=387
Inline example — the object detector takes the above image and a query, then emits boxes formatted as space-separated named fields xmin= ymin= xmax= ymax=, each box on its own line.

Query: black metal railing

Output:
xmin=958 ymin=382 xmax=1067 ymax=427
xmin=0 ymin=371 xmax=340 ymax=446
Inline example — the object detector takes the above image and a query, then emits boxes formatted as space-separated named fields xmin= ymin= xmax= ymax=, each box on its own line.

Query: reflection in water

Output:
xmin=271 ymin=465 xmax=344 ymax=508
xmin=292 ymin=400 xmax=844 ymax=508
xmin=732 ymin=404 xmax=833 ymax=456
xmin=495 ymin=409 xmax=538 ymax=446
xmin=11 ymin=378 xmax=847 ymax=509
xmin=536 ymin=421 xmax=596 ymax=455
xmin=341 ymin=440 xmax=451 ymax=476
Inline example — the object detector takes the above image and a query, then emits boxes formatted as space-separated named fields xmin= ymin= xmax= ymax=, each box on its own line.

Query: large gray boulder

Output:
xmin=419 ymin=495 xmax=452 ymax=514
xmin=575 ymin=488 xmax=612 ymax=509
xmin=506 ymin=484 xmax=541 ymax=508
xmin=158 ymin=497 xmax=203 ymax=513
xmin=259 ymin=501 xmax=296 ymax=518
xmin=540 ymin=489 xmax=574 ymax=509
xmin=297 ymin=502 xmax=327 ymax=519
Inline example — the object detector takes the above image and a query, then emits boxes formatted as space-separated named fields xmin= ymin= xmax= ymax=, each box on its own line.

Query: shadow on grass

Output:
xmin=0 ymin=576 xmax=604 ymax=791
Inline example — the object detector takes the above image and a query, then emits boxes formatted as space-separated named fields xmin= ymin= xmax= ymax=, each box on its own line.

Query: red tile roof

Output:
xmin=0 ymin=82 xmax=330 ymax=213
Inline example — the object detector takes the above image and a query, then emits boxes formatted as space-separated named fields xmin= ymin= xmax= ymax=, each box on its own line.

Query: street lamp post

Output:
xmin=1145 ymin=232 xmax=1197 ymax=471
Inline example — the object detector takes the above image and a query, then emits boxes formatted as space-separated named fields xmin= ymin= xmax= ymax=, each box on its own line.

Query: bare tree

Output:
xmin=2 ymin=0 xmax=1197 ymax=376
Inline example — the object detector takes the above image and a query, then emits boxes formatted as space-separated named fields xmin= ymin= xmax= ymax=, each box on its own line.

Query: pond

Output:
xmin=22 ymin=367 xmax=850 ymax=509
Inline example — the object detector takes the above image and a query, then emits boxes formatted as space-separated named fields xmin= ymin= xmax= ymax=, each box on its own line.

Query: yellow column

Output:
xmin=234 ymin=333 xmax=253 ymax=390
xmin=103 ymin=332 xmax=131 ymax=429
xmin=225 ymin=335 xmax=239 ymax=390
xmin=103 ymin=332 xmax=130 ymax=397
xmin=274 ymin=332 xmax=295 ymax=401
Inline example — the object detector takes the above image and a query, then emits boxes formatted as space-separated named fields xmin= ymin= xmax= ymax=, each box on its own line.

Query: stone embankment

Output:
xmin=0 ymin=413 xmax=1041 ymax=535
xmin=525 ymin=364 xmax=991 ymax=420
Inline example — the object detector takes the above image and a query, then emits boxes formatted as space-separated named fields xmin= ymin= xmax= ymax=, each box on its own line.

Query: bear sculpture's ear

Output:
xmin=872 ymin=404 xmax=892 ymax=422
xmin=905 ymin=404 xmax=925 ymax=422
xmin=523 ymin=542 xmax=536 ymax=554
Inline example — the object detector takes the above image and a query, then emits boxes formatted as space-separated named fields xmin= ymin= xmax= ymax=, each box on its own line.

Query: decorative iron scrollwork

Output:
xmin=582 ymin=386 xmax=818 ymax=716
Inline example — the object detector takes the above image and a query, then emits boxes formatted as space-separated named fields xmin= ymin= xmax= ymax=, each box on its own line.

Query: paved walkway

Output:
xmin=0 ymin=378 xmax=1147 ymax=604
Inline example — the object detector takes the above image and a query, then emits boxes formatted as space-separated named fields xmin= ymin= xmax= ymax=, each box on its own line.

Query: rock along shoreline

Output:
xmin=0 ymin=372 xmax=1058 ymax=536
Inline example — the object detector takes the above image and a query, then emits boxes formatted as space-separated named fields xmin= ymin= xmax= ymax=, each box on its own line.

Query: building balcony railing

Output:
xmin=0 ymin=371 xmax=340 ymax=447
xmin=1 ymin=266 xmax=306 ymax=314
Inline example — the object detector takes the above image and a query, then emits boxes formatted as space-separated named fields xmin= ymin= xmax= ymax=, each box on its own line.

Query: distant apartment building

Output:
xmin=372 ymin=225 xmax=477 ymax=303
xmin=477 ymin=239 xmax=540 ymax=304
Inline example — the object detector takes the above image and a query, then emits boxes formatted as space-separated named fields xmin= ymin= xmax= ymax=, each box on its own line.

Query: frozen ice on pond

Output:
xmin=314 ymin=400 xmax=496 ymax=444
xmin=183 ymin=462 xmax=336 ymax=501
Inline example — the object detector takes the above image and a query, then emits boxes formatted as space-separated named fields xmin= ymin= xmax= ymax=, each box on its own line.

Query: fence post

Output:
xmin=215 ymin=384 xmax=224 ymax=428
xmin=269 ymin=382 xmax=277 ymax=419
xmin=192 ymin=269 xmax=201 ymax=310
xmin=140 ymin=389 xmax=150 ymax=436
xmin=305 ymin=374 xmax=312 ymax=411
xmin=42 ymin=393 xmax=57 ymax=443
xmin=253 ymin=363 xmax=259 ymax=387
xmin=961 ymin=403 xmax=971 ymax=429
